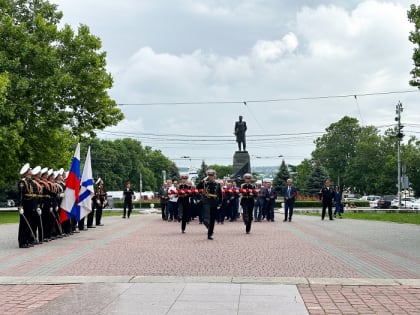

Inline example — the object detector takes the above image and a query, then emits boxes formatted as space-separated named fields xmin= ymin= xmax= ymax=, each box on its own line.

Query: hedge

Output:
xmin=112 ymin=199 xmax=369 ymax=209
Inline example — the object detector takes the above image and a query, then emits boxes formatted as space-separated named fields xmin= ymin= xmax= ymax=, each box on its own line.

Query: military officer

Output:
xmin=31 ymin=166 xmax=44 ymax=243
xmin=319 ymin=179 xmax=335 ymax=220
xmin=196 ymin=169 xmax=222 ymax=240
xmin=122 ymin=180 xmax=135 ymax=219
xmin=240 ymin=173 xmax=256 ymax=234
xmin=178 ymin=174 xmax=191 ymax=233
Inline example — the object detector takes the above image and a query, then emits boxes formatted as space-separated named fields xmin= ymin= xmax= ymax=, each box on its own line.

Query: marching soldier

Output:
xmin=240 ymin=173 xmax=256 ymax=234
xmin=196 ymin=169 xmax=222 ymax=240
xmin=178 ymin=174 xmax=191 ymax=233
xmin=122 ymin=180 xmax=135 ymax=219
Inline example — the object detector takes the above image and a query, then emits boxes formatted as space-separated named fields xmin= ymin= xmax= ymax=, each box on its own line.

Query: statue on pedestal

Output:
xmin=234 ymin=115 xmax=247 ymax=151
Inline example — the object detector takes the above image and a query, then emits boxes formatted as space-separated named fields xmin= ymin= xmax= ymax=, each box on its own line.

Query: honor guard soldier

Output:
xmin=196 ymin=169 xmax=222 ymax=240
xmin=92 ymin=178 xmax=107 ymax=226
xmin=39 ymin=167 xmax=54 ymax=241
xmin=122 ymin=180 xmax=135 ymax=219
xmin=17 ymin=163 xmax=37 ymax=248
xmin=31 ymin=166 xmax=44 ymax=243
xmin=240 ymin=173 xmax=257 ymax=234
xmin=178 ymin=174 xmax=191 ymax=233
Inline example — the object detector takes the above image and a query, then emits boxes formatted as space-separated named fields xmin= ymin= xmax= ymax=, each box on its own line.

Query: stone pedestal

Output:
xmin=232 ymin=151 xmax=251 ymax=182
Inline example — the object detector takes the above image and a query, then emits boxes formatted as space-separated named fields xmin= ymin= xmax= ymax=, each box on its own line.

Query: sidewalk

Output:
xmin=0 ymin=213 xmax=418 ymax=314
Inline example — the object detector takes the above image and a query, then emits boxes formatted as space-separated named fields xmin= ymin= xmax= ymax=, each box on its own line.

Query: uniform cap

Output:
xmin=19 ymin=163 xmax=30 ymax=175
xmin=180 ymin=174 xmax=189 ymax=179
xmin=96 ymin=177 xmax=102 ymax=184
xmin=48 ymin=168 xmax=53 ymax=176
xmin=32 ymin=166 xmax=41 ymax=176
xmin=206 ymin=169 xmax=216 ymax=175
xmin=58 ymin=168 xmax=64 ymax=175
xmin=243 ymin=173 xmax=252 ymax=179
xmin=53 ymin=170 xmax=59 ymax=179
xmin=41 ymin=167 xmax=49 ymax=175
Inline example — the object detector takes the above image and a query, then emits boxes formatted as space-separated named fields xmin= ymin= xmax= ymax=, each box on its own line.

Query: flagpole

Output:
xmin=139 ymin=172 xmax=142 ymax=210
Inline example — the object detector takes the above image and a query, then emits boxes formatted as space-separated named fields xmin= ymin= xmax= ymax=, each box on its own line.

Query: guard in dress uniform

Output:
xmin=196 ymin=169 xmax=222 ymax=240
xmin=178 ymin=175 xmax=191 ymax=233
xmin=319 ymin=179 xmax=335 ymax=220
xmin=240 ymin=173 xmax=256 ymax=234
xmin=39 ymin=167 xmax=53 ymax=241
xmin=158 ymin=182 xmax=169 ymax=220
xmin=122 ymin=180 xmax=135 ymax=219
xmin=31 ymin=166 xmax=44 ymax=243
xmin=17 ymin=163 xmax=37 ymax=248
xmin=93 ymin=178 xmax=107 ymax=226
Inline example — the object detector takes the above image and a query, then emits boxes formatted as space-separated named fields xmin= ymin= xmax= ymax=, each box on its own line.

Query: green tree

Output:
xmin=0 ymin=0 xmax=123 ymax=188
xmin=197 ymin=160 xmax=208 ymax=181
xmin=208 ymin=164 xmax=233 ymax=180
xmin=312 ymin=116 xmax=361 ymax=187
xmin=403 ymin=137 xmax=420 ymax=197
xmin=296 ymin=159 xmax=314 ymax=194
xmin=408 ymin=4 xmax=420 ymax=88
xmin=305 ymin=161 xmax=329 ymax=195
xmin=273 ymin=159 xmax=290 ymax=192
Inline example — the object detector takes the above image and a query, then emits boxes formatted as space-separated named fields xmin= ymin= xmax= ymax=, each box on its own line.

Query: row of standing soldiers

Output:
xmin=17 ymin=163 xmax=107 ymax=248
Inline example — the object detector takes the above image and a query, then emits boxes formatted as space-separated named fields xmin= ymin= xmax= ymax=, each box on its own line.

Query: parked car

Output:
xmin=411 ymin=199 xmax=420 ymax=210
xmin=362 ymin=196 xmax=381 ymax=208
xmin=391 ymin=197 xmax=417 ymax=209
xmin=377 ymin=195 xmax=395 ymax=209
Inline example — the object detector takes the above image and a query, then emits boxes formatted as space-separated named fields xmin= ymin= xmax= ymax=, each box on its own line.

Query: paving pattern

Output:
xmin=0 ymin=213 xmax=418 ymax=314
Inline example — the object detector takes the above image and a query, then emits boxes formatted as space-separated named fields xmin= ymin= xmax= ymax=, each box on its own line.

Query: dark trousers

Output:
xmin=242 ymin=200 xmax=254 ymax=233
xmin=87 ymin=209 xmax=94 ymax=227
xmin=203 ymin=199 xmax=217 ymax=237
xmin=179 ymin=199 xmax=190 ymax=231
xmin=322 ymin=202 xmax=333 ymax=220
xmin=96 ymin=206 xmax=103 ymax=225
xmin=284 ymin=199 xmax=295 ymax=221
xmin=18 ymin=208 xmax=32 ymax=246
xmin=42 ymin=206 xmax=53 ymax=238
xmin=78 ymin=217 xmax=85 ymax=230
xmin=123 ymin=201 xmax=133 ymax=218
xmin=160 ymin=200 xmax=167 ymax=219
xmin=168 ymin=201 xmax=178 ymax=220
xmin=266 ymin=200 xmax=275 ymax=221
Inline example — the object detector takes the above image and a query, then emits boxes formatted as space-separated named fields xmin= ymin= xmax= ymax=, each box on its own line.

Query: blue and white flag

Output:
xmin=77 ymin=146 xmax=94 ymax=221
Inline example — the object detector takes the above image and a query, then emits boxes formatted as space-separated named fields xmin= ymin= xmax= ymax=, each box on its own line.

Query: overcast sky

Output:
xmin=52 ymin=0 xmax=420 ymax=169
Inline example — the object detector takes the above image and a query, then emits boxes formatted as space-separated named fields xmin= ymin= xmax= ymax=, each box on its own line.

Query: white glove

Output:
xmin=37 ymin=208 xmax=42 ymax=215
xmin=55 ymin=206 xmax=59 ymax=212
xmin=50 ymin=207 xmax=53 ymax=213
xmin=59 ymin=193 xmax=64 ymax=198
xmin=18 ymin=208 xmax=24 ymax=215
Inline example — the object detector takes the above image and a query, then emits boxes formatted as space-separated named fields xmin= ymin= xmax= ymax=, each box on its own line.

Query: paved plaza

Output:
xmin=0 ymin=213 xmax=419 ymax=314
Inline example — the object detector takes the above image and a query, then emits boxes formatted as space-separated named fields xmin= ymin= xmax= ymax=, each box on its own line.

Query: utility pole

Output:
xmin=395 ymin=101 xmax=404 ymax=208
xmin=139 ymin=172 xmax=143 ymax=210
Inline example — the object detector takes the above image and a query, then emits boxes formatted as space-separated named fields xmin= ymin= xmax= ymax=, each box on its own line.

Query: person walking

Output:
xmin=196 ymin=169 xmax=222 ymax=240
xmin=319 ymin=179 xmax=335 ymax=221
xmin=282 ymin=179 xmax=297 ymax=222
xmin=122 ymin=181 xmax=135 ymax=219
xmin=334 ymin=186 xmax=344 ymax=219
xmin=240 ymin=173 xmax=256 ymax=234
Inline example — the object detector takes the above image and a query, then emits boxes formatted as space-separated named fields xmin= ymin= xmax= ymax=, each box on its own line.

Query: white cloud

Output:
xmin=252 ymin=33 xmax=299 ymax=62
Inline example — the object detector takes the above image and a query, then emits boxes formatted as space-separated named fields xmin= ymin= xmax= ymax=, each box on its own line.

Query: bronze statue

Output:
xmin=234 ymin=115 xmax=247 ymax=151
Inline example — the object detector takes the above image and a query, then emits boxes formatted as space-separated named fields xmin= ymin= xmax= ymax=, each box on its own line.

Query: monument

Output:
xmin=232 ymin=115 xmax=251 ymax=181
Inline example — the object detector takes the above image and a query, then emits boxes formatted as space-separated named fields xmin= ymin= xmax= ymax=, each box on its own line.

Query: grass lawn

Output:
xmin=0 ymin=210 xmax=126 ymax=225
xmin=304 ymin=212 xmax=420 ymax=225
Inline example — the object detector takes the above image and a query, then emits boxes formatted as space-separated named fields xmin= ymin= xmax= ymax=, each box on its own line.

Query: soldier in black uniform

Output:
xmin=319 ymin=179 xmax=335 ymax=221
xmin=178 ymin=175 xmax=191 ymax=233
xmin=17 ymin=163 xmax=37 ymax=248
xmin=31 ymin=166 xmax=44 ymax=243
xmin=122 ymin=180 xmax=135 ymax=219
xmin=240 ymin=173 xmax=256 ymax=234
xmin=196 ymin=169 xmax=222 ymax=240
xmin=39 ymin=168 xmax=54 ymax=241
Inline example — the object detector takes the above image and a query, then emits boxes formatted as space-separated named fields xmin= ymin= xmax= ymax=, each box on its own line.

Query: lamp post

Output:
xmin=139 ymin=172 xmax=143 ymax=210
xmin=395 ymin=101 xmax=404 ymax=208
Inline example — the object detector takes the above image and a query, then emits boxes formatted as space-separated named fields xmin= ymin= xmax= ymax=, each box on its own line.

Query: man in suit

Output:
xmin=264 ymin=180 xmax=277 ymax=222
xmin=282 ymin=178 xmax=297 ymax=222
xmin=122 ymin=180 xmax=135 ymax=219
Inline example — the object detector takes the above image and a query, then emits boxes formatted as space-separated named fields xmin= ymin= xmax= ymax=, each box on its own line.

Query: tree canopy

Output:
xmin=0 ymin=0 xmax=123 ymax=189
xmin=408 ymin=4 xmax=420 ymax=88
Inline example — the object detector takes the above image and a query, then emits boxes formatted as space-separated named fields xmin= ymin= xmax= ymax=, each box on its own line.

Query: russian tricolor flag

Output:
xmin=59 ymin=143 xmax=80 ymax=223
xmin=78 ymin=146 xmax=94 ymax=220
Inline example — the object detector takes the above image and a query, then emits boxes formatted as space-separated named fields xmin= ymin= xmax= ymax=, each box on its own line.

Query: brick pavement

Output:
xmin=0 ymin=213 xmax=418 ymax=314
